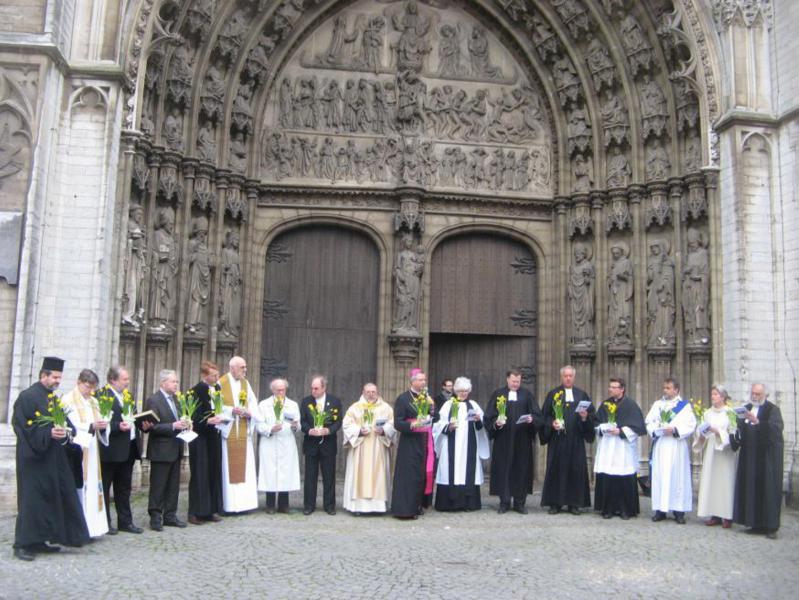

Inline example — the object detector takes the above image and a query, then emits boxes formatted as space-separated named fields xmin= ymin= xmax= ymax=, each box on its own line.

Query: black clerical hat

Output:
xmin=41 ymin=356 xmax=65 ymax=372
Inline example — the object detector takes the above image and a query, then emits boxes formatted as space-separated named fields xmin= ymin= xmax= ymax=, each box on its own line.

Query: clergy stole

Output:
xmin=66 ymin=389 xmax=105 ymax=512
xmin=351 ymin=402 xmax=392 ymax=501
xmin=445 ymin=402 xmax=478 ymax=488
xmin=220 ymin=374 xmax=248 ymax=484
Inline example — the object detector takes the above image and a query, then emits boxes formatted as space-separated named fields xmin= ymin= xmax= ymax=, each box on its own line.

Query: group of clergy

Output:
xmin=11 ymin=357 xmax=785 ymax=561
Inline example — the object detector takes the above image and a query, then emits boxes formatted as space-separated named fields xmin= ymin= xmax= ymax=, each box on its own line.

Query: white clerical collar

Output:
xmin=564 ymin=388 xmax=574 ymax=403
xmin=316 ymin=394 xmax=326 ymax=407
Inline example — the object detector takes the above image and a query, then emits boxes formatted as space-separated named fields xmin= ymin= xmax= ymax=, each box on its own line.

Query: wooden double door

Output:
xmin=428 ymin=233 xmax=538 ymax=403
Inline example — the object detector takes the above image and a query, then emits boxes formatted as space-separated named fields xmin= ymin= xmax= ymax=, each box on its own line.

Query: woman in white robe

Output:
xmin=62 ymin=370 xmax=109 ymax=538
xmin=433 ymin=377 xmax=490 ymax=511
xmin=255 ymin=378 xmax=300 ymax=514
xmin=694 ymin=385 xmax=738 ymax=527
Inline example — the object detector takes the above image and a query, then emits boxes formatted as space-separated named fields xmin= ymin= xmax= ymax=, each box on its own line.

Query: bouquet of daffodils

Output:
xmin=411 ymin=390 xmax=432 ymax=425
xmin=363 ymin=404 xmax=375 ymax=428
xmin=604 ymin=401 xmax=618 ymax=424
xmin=553 ymin=390 xmax=565 ymax=432
xmin=176 ymin=390 xmax=199 ymax=422
xmin=31 ymin=392 xmax=71 ymax=431
xmin=449 ymin=397 xmax=461 ymax=425
xmin=273 ymin=396 xmax=284 ymax=421
xmin=659 ymin=408 xmax=673 ymax=425
xmin=691 ymin=398 xmax=705 ymax=422
xmin=308 ymin=403 xmax=332 ymax=429
xmin=97 ymin=389 xmax=115 ymax=421
xmin=496 ymin=395 xmax=507 ymax=425
xmin=121 ymin=389 xmax=136 ymax=423
xmin=725 ymin=402 xmax=738 ymax=432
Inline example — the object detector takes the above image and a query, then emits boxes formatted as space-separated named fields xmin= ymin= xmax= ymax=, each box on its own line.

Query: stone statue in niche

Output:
xmin=568 ymin=242 xmax=596 ymax=346
xmin=646 ymin=238 xmax=676 ymax=346
xmin=468 ymin=25 xmax=503 ymax=80
xmin=392 ymin=233 xmax=424 ymax=334
xmin=357 ymin=15 xmax=385 ymax=73
xmin=201 ymin=63 xmax=226 ymax=121
xmin=600 ymin=91 xmax=629 ymax=146
xmin=640 ymin=73 xmax=667 ymax=118
xmin=229 ymin=132 xmax=247 ymax=173
xmin=437 ymin=23 xmax=463 ymax=78
xmin=607 ymin=240 xmax=634 ymax=347
xmin=186 ymin=216 xmax=212 ymax=334
xmin=606 ymin=146 xmax=631 ymax=188
xmin=586 ymin=36 xmax=615 ymax=90
xmin=572 ymin=154 xmax=594 ymax=193
xmin=219 ymin=230 xmax=242 ymax=338
xmin=646 ymin=139 xmax=671 ymax=181
xmin=121 ymin=203 xmax=147 ymax=327
xmin=620 ymin=14 xmax=646 ymax=54
xmin=684 ymin=134 xmax=701 ymax=171
xmin=197 ymin=120 xmax=217 ymax=162
xmin=167 ymin=44 xmax=193 ymax=108
xmin=164 ymin=107 xmax=184 ymax=152
xmin=149 ymin=206 xmax=178 ymax=329
xmin=391 ymin=0 xmax=433 ymax=72
xmin=530 ymin=148 xmax=550 ymax=188
xmin=682 ymin=228 xmax=711 ymax=344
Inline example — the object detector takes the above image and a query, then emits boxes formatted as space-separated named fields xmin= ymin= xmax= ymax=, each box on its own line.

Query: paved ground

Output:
xmin=0 ymin=482 xmax=797 ymax=600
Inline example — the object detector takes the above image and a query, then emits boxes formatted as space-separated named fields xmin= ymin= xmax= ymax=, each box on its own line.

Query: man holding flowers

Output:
xmin=98 ymin=365 xmax=144 ymax=534
xmin=12 ymin=356 xmax=90 ymax=561
xmin=300 ymin=375 xmax=342 ymax=515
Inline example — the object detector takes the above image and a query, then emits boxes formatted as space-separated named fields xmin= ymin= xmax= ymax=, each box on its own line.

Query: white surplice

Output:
xmin=645 ymin=396 xmax=696 ymax=512
xmin=216 ymin=377 xmax=261 ymax=512
xmin=255 ymin=396 xmax=301 ymax=492
xmin=594 ymin=424 xmax=641 ymax=476
xmin=433 ymin=399 xmax=490 ymax=485
xmin=694 ymin=406 xmax=738 ymax=519
xmin=63 ymin=387 xmax=109 ymax=537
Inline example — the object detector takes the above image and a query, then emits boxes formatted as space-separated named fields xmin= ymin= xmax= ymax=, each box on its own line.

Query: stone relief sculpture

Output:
xmin=568 ymin=242 xmax=596 ymax=346
xmin=600 ymin=91 xmax=629 ymax=147
xmin=321 ymin=15 xmax=359 ymax=66
xmin=606 ymin=146 xmax=631 ymax=188
xmin=229 ymin=132 xmax=248 ymax=172
xmin=167 ymin=44 xmax=193 ymax=107
xmin=358 ymin=16 xmax=385 ymax=72
xmin=646 ymin=238 xmax=676 ymax=346
xmin=468 ymin=25 xmax=503 ymax=80
xmin=186 ymin=216 xmax=212 ymax=334
xmin=121 ymin=203 xmax=147 ymax=327
xmin=200 ymin=63 xmax=226 ymax=121
xmin=640 ymin=73 xmax=668 ymax=139
xmin=149 ymin=206 xmax=178 ymax=329
xmin=391 ymin=0 xmax=433 ymax=72
xmin=682 ymin=228 xmax=711 ymax=344
xmin=607 ymin=241 xmax=634 ymax=347
xmin=392 ymin=234 xmax=424 ymax=334
xmin=586 ymin=36 xmax=615 ymax=91
xmin=219 ymin=230 xmax=242 ymax=338
xmin=572 ymin=153 xmax=593 ymax=192
xmin=437 ymin=23 xmax=462 ymax=77
xmin=646 ymin=139 xmax=671 ymax=181
xmin=164 ymin=107 xmax=184 ymax=152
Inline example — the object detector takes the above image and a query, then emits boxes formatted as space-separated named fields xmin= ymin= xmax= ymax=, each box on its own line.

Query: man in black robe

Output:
xmin=433 ymin=378 xmax=453 ymax=414
xmin=484 ymin=369 xmax=542 ymax=514
xmin=12 ymin=356 xmax=90 ymax=561
xmin=188 ymin=361 xmax=225 ymax=524
xmin=540 ymin=365 xmax=596 ymax=514
xmin=731 ymin=382 xmax=784 ymax=539
xmin=98 ymin=365 xmax=144 ymax=534
xmin=391 ymin=369 xmax=436 ymax=519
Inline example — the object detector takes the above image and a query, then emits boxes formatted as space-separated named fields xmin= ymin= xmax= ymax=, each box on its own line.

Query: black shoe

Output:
xmin=651 ymin=511 xmax=667 ymax=522
xmin=498 ymin=505 xmax=509 ymax=514
xmin=674 ymin=513 xmax=686 ymax=525
xmin=14 ymin=547 xmax=35 ymax=561
xmin=548 ymin=506 xmax=560 ymax=515
xmin=602 ymin=512 xmax=612 ymax=519
xmin=265 ymin=507 xmax=276 ymax=515
xmin=513 ymin=505 xmax=529 ymax=515
xmin=417 ymin=507 xmax=425 ymax=516
xmin=188 ymin=515 xmax=205 ymax=525
xmin=568 ymin=506 xmax=581 ymax=515
xmin=620 ymin=513 xmax=631 ymax=520
xmin=207 ymin=514 xmax=223 ymax=522
xmin=150 ymin=520 xmax=163 ymax=532
xmin=164 ymin=519 xmax=187 ymax=528
xmin=766 ymin=531 xmax=778 ymax=540
xmin=303 ymin=509 xmax=314 ymax=516
xmin=744 ymin=527 xmax=764 ymax=535
xmin=107 ymin=526 xmax=118 ymax=535
xmin=326 ymin=508 xmax=337 ymax=516
xmin=119 ymin=524 xmax=143 ymax=534
xmin=277 ymin=507 xmax=290 ymax=514
xmin=29 ymin=543 xmax=61 ymax=554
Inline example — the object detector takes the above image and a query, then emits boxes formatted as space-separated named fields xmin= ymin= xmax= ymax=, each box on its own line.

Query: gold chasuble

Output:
xmin=219 ymin=374 xmax=248 ymax=484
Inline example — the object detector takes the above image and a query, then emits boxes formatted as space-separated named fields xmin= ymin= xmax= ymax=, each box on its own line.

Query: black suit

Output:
xmin=300 ymin=394 xmax=342 ymax=512
xmin=144 ymin=390 xmax=184 ymax=524
xmin=98 ymin=386 xmax=142 ymax=529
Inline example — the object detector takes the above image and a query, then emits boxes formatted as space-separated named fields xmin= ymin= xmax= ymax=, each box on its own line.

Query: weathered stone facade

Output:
xmin=0 ymin=0 xmax=797 ymax=507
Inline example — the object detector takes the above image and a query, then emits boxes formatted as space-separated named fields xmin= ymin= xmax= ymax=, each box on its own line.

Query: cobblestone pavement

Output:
xmin=0 ymin=482 xmax=797 ymax=600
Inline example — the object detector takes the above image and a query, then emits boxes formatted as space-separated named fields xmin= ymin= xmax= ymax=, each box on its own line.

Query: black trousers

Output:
xmin=266 ymin=492 xmax=289 ymax=510
xmin=303 ymin=452 xmax=336 ymax=511
xmin=101 ymin=459 xmax=135 ymax=527
xmin=499 ymin=492 xmax=528 ymax=508
xmin=148 ymin=459 xmax=181 ymax=522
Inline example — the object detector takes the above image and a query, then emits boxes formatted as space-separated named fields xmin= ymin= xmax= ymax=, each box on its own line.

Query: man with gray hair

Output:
xmin=731 ymin=383 xmax=784 ymax=539
xmin=300 ymin=375 xmax=342 ymax=515
xmin=144 ymin=369 xmax=188 ymax=531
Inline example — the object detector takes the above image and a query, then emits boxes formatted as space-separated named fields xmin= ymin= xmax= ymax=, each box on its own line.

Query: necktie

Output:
xmin=166 ymin=395 xmax=178 ymax=420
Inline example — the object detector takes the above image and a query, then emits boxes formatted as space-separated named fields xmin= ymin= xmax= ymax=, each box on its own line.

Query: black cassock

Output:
xmin=12 ymin=382 xmax=90 ymax=549
xmin=391 ymin=390 xmax=436 ymax=517
xmin=484 ymin=386 xmax=542 ymax=507
xmin=731 ymin=401 xmax=784 ymax=532
xmin=434 ymin=401 xmax=484 ymax=511
xmin=539 ymin=386 xmax=596 ymax=509
xmin=188 ymin=381 xmax=224 ymax=519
